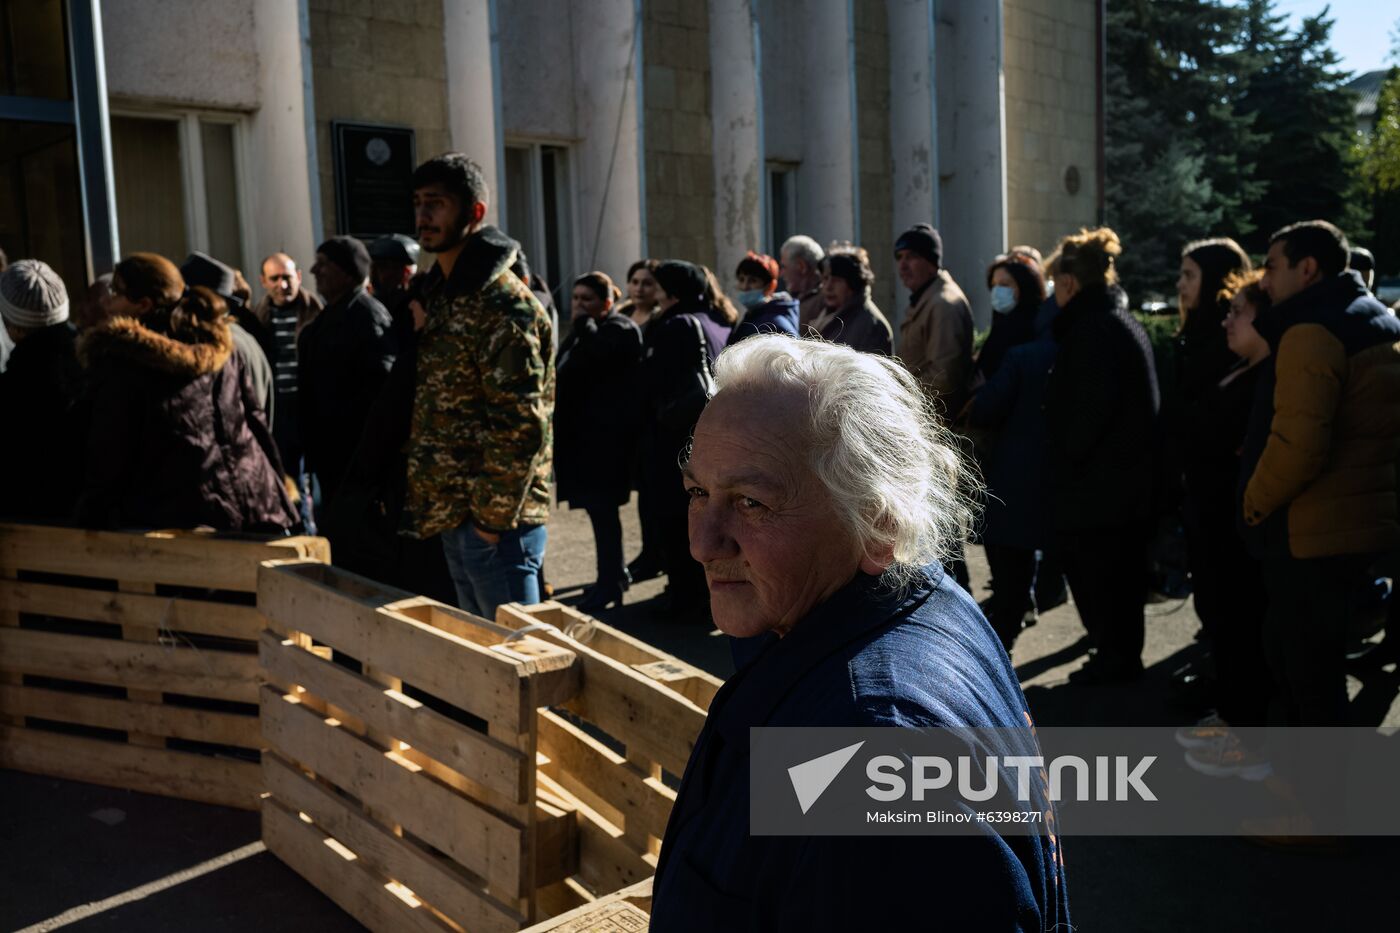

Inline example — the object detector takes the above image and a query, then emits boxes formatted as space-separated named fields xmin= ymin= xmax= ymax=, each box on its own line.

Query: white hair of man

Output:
xmin=780 ymin=234 xmax=824 ymax=268
xmin=711 ymin=335 xmax=980 ymax=587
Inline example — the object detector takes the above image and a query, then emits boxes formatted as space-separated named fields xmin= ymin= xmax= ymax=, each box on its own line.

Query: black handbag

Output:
xmin=656 ymin=313 xmax=717 ymax=434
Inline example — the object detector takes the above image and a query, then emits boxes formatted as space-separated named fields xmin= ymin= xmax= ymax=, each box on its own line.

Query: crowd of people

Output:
xmin=3 ymin=153 xmax=1399 ymax=822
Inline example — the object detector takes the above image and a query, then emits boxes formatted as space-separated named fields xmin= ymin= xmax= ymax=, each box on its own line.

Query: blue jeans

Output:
xmin=440 ymin=520 xmax=546 ymax=620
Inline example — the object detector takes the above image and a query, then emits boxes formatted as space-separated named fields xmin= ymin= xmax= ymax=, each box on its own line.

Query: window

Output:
xmin=0 ymin=121 xmax=85 ymax=295
xmin=503 ymin=142 xmax=575 ymax=304
xmin=766 ymin=163 xmax=798 ymax=256
xmin=111 ymin=110 xmax=250 ymax=272
xmin=0 ymin=0 xmax=70 ymax=100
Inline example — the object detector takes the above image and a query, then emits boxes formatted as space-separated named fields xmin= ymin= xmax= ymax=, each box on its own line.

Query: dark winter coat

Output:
xmin=0 ymin=323 xmax=84 ymax=523
xmin=816 ymin=296 xmax=894 ymax=356
xmin=975 ymin=299 xmax=1040 ymax=382
xmin=74 ymin=311 xmax=297 ymax=532
xmin=1044 ymin=283 xmax=1161 ymax=534
xmin=966 ymin=317 xmax=1058 ymax=551
xmin=297 ymin=286 xmax=397 ymax=505
xmin=727 ymin=292 xmax=799 ymax=345
xmin=651 ymin=565 xmax=1071 ymax=931
xmin=555 ymin=312 xmax=644 ymax=508
xmin=1240 ymin=271 xmax=1400 ymax=559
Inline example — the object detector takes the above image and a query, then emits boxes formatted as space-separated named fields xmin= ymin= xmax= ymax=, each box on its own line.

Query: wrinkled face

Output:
xmin=1261 ymin=241 xmax=1315 ymax=305
xmin=1224 ymin=290 xmax=1267 ymax=359
xmin=261 ymin=257 xmax=301 ymax=306
xmin=628 ymin=268 xmax=659 ymax=307
xmin=685 ymin=388 xmax=866 ymax=638
xmin=821 ymin=273 xmax=854 ymax=311
xmin=572 ymin=284 xmax=611 ymax=320
xmin=1177 ymin=256 xmax=1201 ymax=311
xmin=895 ymin=249 xmax=937 ymax=293
xmin=780 ymin=253 xmax=815 ymax=294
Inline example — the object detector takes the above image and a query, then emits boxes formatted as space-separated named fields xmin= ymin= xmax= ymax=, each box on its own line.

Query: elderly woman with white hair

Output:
xmin=649 ymin=335 xmax=1070 ymax=931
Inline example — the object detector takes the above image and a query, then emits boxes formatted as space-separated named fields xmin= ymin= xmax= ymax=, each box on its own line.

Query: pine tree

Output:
xmin=1234 ymin=2 xmax=1369 ymax=253
xmin=1104 ymin=0 xmax=1266 ymax=300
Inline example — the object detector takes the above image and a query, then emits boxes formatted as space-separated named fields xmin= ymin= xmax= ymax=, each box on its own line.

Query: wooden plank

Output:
xmin=505 ymin=602 xmax=723 ymax=710
xmin=386 ymin=599 xmax=580 ymax=709
xmin=119 ymin=580 xmax=164 ymax=749
xmin=263 ymin=754 xmax=524 ymax=933
xmin=0 ymin=523 xmax=327 ymax=592
xmin=535 ymin=773 xmax=656 ymax=898
xmin=259 ymin=631 xmax=528 ymax=803
xmin=0 ymin=684 xmax=260 ymax=748
xmin=260 ymin=686 xmax=527 ymax=898
xmin=0 ymin=568 xmax=19 ymax=727
xmin=533 ymin=788 xmax=580 ymax=888
xmin=259 ymin=562 xmax=554 ymax=733
xmin=262 ymin=797 xmax=452 ymax=933
xmin=498 ymin=606 xmax=705 ymax=777
xmin=0 ymin=579 xmax=264 ymax=641
xmin=0 ymin=725 xmax=261 ymax=809
xmin=0 ymin=627 xmax=261 ymax=703
xmin=537 ymin=711 xmax=675 ymax=846
xmin=522 ymin=878 xmax=652 ymax=933
xmin=533 ymin=878 xmax=593 ymax=922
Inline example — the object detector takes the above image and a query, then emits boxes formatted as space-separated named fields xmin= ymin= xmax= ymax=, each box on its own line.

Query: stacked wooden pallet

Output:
xmin=258 ymin=560 xmax=585 ymax=930
xmin=0 ymin=523 xmax=328 ymax=809
xmin=496 ymin=600 xmax=720 ymax=918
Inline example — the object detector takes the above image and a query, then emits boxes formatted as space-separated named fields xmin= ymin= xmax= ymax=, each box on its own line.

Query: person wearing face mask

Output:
xmin=974 ymin=254 xmax=1043 ymax=382
xmin=727 ymin=251 xmax=799 ymax=345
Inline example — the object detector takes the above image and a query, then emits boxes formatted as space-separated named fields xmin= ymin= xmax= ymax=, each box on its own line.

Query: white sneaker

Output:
xmin=1174 ymin=712 xmax=1231 ymax=749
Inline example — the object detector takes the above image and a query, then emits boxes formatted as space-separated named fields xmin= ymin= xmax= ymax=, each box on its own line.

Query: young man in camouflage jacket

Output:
xmin=402 ymin=153 xmax=554 ymax=620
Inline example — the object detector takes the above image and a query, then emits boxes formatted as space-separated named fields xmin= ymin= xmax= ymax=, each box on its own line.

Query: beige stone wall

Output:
xmin=855 ymin=0 xmax=896 ymax=320
xmin=1002 ymin=0 xmax=1100 ymax=256
xmin=306 ymin=0 xmax=451 ymax=238
xmin=102 ymin=0 xmax=258 ymax=109
xmin=642 ymin=0 xmax=717 ymax=268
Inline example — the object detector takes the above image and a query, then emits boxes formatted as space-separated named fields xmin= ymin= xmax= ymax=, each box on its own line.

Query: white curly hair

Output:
xmin=710 ymin=335 xmax=981 ymax=587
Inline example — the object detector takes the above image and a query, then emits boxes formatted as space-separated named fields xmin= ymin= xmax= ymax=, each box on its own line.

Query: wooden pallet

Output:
xmin=257 ymin=560 xmax=583 ymax=930
xmin=519 ymin=878 xmax=651 ymax=932
xmin=497 ymin=601 xmax=721 ymax=918
xmin=0 ymin=523 xmax=328 ymax=809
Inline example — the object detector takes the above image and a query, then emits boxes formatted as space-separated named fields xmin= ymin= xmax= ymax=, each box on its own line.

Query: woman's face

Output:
xmin=656 ymin=287 xmax=680 ymax=313
xmin=822 ymin=274 xmax=855 ymax=311
xmin=629 ymin=269 xmax=659 ymax=308
xmin=104 ymin=275 xmax=150 ymax=318
xmin=991 ymin=266 xmax=1020 ymax=302
xmin=1224 ymin=291 xmax=1267 ymax=359
xmin=1053 ymin=272 xmax=1078 ymax=308
xmin=572 ymin=285 xmax=611 ymax=320
xmin=1177 ymin=256 xmax=1202 ymax=312
xmin=737 ymin=272 xmax=769 ymax=293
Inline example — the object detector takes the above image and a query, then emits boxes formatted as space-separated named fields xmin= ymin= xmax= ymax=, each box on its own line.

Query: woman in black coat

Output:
xmin=75 ymin=252 xmax=297 ymax=533
xmin=1043 ymin=228 xmax=1160 ymax=685
xmin=556 ymin=271 xmax=644 ymax=610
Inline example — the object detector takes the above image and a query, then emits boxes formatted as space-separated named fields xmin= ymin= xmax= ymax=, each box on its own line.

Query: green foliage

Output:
xmin=1105 ymin=0 xmax=1369 ymax=293
xmin=1356 ymin=69 xmax=1400 ymax=194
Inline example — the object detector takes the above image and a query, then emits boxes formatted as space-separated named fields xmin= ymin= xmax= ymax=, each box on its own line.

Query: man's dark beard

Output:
xmin=429 ymin=206 xmax=472 ymax=253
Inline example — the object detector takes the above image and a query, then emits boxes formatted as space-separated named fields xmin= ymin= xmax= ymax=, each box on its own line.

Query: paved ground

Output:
xmin=5 ymin=496 xmax=1399 ymax=931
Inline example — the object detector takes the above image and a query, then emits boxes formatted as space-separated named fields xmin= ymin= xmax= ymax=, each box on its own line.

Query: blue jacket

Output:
xmin=966 ymin=312 xmax=1058 ymax=551
xmin=650 ymin=564 xmax=1071 ymax=932
xmin=727 ymin=292 xmax=800 ymax=345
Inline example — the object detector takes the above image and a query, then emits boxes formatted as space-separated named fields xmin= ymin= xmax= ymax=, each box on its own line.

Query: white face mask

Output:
xmin=990 ymin=285 xmax=1017 ymax=314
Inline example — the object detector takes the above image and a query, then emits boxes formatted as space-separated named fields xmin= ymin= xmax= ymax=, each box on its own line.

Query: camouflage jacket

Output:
xmin=401 ymin=226 xmax=554 ymax=538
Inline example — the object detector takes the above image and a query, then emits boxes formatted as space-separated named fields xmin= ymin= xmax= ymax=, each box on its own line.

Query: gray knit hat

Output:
xmin=0 ymin=259 xmax=70 ymax=328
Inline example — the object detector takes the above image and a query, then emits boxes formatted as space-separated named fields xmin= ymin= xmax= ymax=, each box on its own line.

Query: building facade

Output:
xmin=1 ymin=0 xmax=1102 ymax=328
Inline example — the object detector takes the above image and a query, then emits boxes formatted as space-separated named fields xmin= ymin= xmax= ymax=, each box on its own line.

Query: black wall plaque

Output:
xmin=331 ymin=121 xmax=416 ymax=239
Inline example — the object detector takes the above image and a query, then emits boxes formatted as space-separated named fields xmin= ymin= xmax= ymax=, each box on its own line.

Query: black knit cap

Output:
xmin=317 ymin=236 xmax=371 ymax=283
xmin=653 ymin=260 xmax=707 ymax=304
xmin=894 ymin=223 xmax=943 ymax=266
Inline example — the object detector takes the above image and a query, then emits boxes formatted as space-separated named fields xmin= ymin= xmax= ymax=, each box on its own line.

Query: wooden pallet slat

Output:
xmin=0 ymin=725 xmax=261 ymax=809
xmin=0 ymin=684 xmax=260 ymax=748
xmin=0 ymin=579 xmax=264 ymax=640
xmin=260 ymin=684 xmax=528 ymax=898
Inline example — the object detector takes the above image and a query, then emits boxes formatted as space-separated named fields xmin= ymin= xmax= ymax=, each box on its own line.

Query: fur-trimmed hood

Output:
xmin=78 ymin=310 xmax=233 ymax=378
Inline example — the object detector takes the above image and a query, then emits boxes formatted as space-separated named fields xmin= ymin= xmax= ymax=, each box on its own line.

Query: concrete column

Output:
xmin=799 ymin=0 xmax=859 ymax=247
xmin=247 ymin=0 xmax=318 ymax=269
xmin=443 ymin=0 xmax=504 ymax=226
xmin=887 ymin=0 xmax=938 ymax=236
xmin=708 ymin=0 xmax=764 ymax=290
xmin=572 ymin=0 xmax=646 ymax=277
xmin=935 ymin=0 xmax=1006 ymax=328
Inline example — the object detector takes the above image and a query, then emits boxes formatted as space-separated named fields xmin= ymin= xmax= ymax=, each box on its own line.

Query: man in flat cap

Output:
xmin=181 ymin=251 xmax=276 ymax=421
xmin=894 ymin=224 xmax=974 ymax=419
xmin=369 ymin=234 xmax=421 ymax=344
xmin=298 ymin=236 xmax=397 ymax=514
